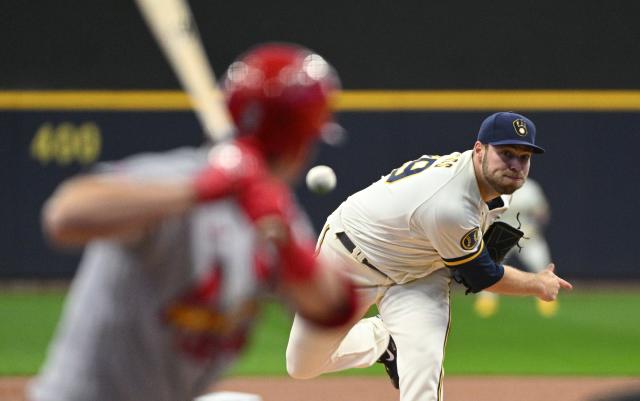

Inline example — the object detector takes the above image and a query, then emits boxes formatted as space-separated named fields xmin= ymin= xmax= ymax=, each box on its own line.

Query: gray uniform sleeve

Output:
xmin=94 ymin=147 xmax=209 ymax=252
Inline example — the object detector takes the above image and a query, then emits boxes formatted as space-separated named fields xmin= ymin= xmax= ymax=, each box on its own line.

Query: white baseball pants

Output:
xmin=286 ymin=212 xmax=452 ymax=401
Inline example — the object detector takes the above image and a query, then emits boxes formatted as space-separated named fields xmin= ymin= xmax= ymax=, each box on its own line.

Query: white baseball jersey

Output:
xmin=340 ymin=150 xmax=510 ymax=284
xmin=29 ymin=146 xmax=315 ymax=401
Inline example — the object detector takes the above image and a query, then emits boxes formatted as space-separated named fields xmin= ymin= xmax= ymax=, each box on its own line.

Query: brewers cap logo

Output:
xmin=460 ymin=227 xmax=480 ymax=251
xmin=513 ymin=119 xmax=528 ymax=137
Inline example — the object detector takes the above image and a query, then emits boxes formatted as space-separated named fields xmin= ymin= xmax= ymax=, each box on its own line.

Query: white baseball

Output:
xmin=306 ymin=165 xmax=337 ymax=194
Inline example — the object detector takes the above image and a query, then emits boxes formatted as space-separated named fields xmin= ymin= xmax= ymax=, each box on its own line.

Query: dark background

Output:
xmin=2 ymin=1 xmax=640 ymax=90
xmin=1 ymin=1 xmax=639 ymax=279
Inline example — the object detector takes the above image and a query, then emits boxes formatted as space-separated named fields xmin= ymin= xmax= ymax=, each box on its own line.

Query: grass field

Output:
xmin=1 ymin=286 xmax=639 ymax=377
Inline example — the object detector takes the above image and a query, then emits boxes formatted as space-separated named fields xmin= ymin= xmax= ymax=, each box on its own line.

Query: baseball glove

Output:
xmin=482 ymin=221 xmax=524 ymax=264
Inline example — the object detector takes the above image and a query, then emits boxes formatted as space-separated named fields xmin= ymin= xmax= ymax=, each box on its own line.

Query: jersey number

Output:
xmin=386 ymin=155 xmax=439 ymax=183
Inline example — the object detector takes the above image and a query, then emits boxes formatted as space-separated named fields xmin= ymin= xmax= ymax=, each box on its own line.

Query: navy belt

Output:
xmin=336 ymin=232 xmax=388 ymax=278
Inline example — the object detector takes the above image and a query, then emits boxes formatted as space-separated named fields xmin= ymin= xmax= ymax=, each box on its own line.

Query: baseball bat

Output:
xmin=135 ymin=0 xmax=234 ymax=142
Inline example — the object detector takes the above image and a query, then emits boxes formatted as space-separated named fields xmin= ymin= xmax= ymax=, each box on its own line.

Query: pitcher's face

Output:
xmin=481 ymin=144 xmax=531 ymax=195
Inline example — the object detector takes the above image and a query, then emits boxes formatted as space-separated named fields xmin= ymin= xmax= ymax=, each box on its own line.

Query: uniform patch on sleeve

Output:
xmin=460 ymin=227 xmax=480 ymax=251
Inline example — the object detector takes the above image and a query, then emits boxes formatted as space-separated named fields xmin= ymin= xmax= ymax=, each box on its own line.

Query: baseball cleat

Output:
xmin=377 ymin=336 xmax=399 ymax=389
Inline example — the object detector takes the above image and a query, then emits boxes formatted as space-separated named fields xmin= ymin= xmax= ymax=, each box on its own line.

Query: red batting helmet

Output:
xmin=223 ymin=43 xmax=340 ymax=159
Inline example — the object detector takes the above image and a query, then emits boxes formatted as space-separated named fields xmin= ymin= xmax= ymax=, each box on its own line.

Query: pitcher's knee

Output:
xmin=286 ymin=358 xmax=321 ymax=379
xmin=285 ymin=346 xmax=323 ymax=379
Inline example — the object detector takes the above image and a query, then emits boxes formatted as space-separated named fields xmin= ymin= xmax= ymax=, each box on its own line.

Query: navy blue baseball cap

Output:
xmin=477 ymin=112 xmax=545 ymax=154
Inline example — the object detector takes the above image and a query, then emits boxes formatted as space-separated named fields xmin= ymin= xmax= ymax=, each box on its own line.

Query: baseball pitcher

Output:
xmin=285 ymin=112 xmax=572 ymax=401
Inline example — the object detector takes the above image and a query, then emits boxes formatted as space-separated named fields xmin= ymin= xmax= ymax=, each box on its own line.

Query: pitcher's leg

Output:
xmin=286 ymin=291 xmax=387 ymax=378
xmin=331 ymin=314 xmax=390 ymax=368
xmin=287 ymin=216 xmax=392 ymax=380
xmin=379 ymin=269 xmax=451 ymax=401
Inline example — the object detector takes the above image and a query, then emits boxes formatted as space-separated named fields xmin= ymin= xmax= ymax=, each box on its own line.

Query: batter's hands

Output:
xmin=193 ymin=141 xmax=295 ymax=223
xmin=535 ymin=263 xmax=573 ymax=301
xmin=193 ymin=142 xmax=266 ymax=202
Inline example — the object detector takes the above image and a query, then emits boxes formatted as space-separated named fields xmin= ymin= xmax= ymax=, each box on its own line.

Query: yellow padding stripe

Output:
xmin=443 ymin=241 xmax=485 ymax=267
xmin=1 ymin=90 xmax=640 ymax=111
xmin=337 ymin=90 xmax=640 ymax=111
xmin=0 ymin=91 xmax=191 ymax=111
